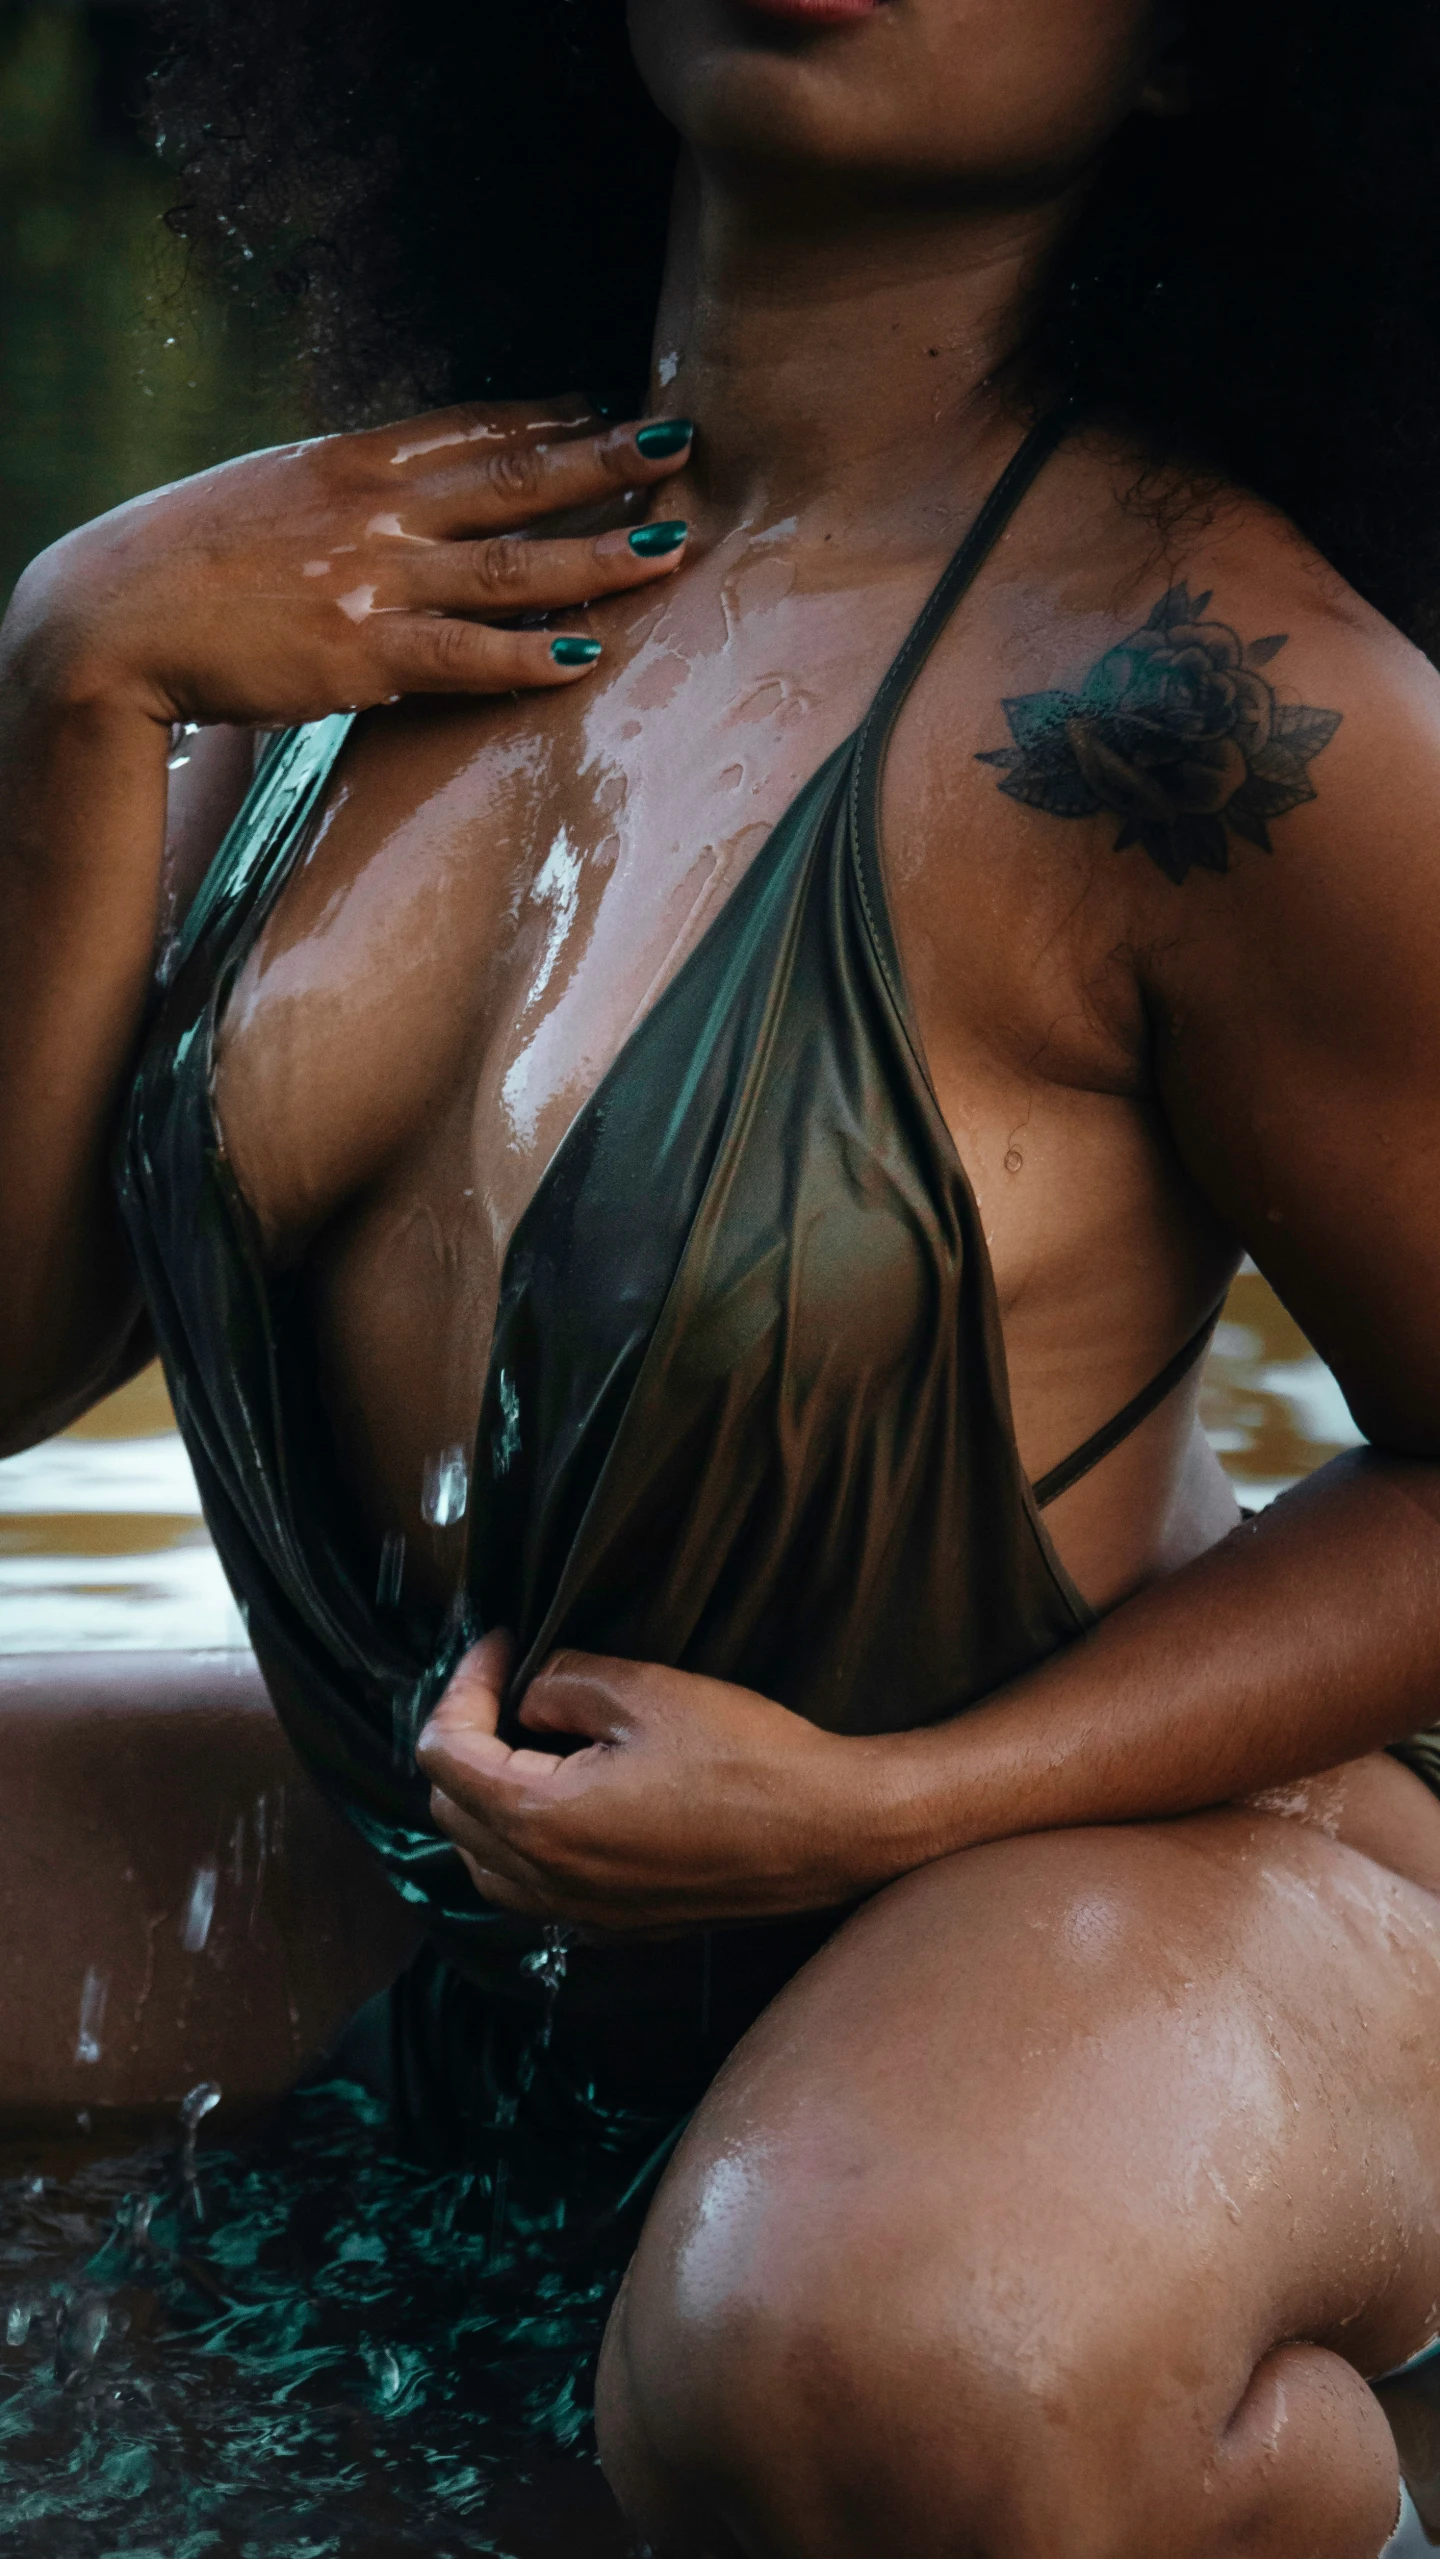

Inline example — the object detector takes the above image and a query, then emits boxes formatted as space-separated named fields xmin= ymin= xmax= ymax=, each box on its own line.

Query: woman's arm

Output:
xmin=0 ymin=402 xmax=696 ymax=1449
xmin=0 ymin=671 xmax=174 ymax=1446
xmin=416 ymin=1461 xmax=1440 ymax=1932
xmin=882 ymin=1452 xmax=1440 ymax=1859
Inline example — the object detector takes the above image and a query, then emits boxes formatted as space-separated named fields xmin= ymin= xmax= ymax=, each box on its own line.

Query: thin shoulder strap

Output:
xmin=840 ymin=398 xmax=1217 ymax=1513
xmin=854 ymin=398 xmax=1078 ymax=803
xmin=1031 ymin=1306 xmax=1222 ymax=1510
xmin=848 ymin=401 xmax=1077 ymax=1015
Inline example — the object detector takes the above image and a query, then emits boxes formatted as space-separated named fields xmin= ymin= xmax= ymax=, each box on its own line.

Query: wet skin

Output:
xmin=8 ymin=0 xmax=1440 ymax=2549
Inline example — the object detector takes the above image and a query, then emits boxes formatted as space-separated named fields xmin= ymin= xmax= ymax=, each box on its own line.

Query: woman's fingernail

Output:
xmin=635 ymin=418 xmax=694 ymax=460
xmin=551 ymin=636 xmax=602 ymax=667
xmin=629 ymin=520 xmax=688 ymax=559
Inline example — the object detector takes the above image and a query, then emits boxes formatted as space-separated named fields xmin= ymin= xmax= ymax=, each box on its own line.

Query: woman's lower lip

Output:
xmin=735 ymin=0 xmax=882 ymax=25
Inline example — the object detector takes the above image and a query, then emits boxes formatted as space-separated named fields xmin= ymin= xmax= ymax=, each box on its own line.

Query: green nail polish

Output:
xmin=551 ymin=636 xmax=602 ymax=667
xmin=635 ymin=418 xmax=694 ymax=460
xmin=629 ymin=520 xmax=688 ymax=559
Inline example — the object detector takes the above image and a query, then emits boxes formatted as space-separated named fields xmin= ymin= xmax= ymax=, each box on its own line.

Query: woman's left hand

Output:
xmin=415 ymin=1631 xmax=911 ymax=1932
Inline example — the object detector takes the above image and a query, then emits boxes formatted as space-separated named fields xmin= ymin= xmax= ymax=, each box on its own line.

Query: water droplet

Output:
xmin=522 ymin=1924 xmax=570 ymax=1999
xmin=74 ymin=1966 xmax=108 ymax=2066
xmin=521 ymin=1924 xmax=571 ymax=2048
xmin=180 ymin=2081 xmax=221 ymax=2134
xmin=421 ymin=1447 xmax=469 ymax=1529
xmin=178 ymin=2082 xmax=222 ymax=2224
xmin=180 ymin=1856 xmax=218 ymax=1954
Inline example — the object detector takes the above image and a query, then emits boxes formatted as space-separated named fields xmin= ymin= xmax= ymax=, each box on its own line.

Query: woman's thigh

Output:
xmin=598 ymin=1778 xmax=1440 ymax=2559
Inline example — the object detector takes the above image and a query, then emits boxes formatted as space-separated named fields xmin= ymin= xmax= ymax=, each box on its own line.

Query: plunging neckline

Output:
xmin=184 ymin=406 xmax=1078 ymax=1673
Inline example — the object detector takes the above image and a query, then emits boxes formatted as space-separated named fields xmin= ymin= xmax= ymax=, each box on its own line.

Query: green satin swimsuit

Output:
xmin=117 ymin=411 xmax=1219 ymax=2042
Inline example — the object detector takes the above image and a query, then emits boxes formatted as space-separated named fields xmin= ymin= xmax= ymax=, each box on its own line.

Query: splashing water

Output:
xmin=0 ymin=2074 xmax=641 ymax=2557
xmin=177 ymin=2083 xmax=222 ymax=2226
xmin=521 ymin=1928 xmax=571 ymax=2048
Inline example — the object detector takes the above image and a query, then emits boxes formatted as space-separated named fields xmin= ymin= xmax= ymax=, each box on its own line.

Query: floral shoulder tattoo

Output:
xmin=977 ymin=583 xmax=1342 ymax=884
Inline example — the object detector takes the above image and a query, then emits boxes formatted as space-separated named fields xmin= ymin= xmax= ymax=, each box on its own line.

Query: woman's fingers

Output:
xmin=430 ymin=1787 xmax=556 ymax=1905
xmin=371 ymin=616 xmax=607 ymax=699
xmin=340 ymin=487 xmax=692 ymax=701
xmin=402 ymin=413 xmax=695 ymax=538
xmin=403 ymin=519 xmax=690 ymax=621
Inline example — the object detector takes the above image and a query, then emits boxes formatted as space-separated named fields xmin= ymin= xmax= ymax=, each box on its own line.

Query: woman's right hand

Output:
xmin=2 ymin=400 xmax=695 ymax=730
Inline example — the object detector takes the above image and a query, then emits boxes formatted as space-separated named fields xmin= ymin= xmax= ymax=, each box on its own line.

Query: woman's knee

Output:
xmin=598 ymin=2144 xmax=1121 ymax=2559
xmin=597 ymin=2156 xmax=1404 ymax=2559
xmin=593 ymin=1818 xmax=1430 ymax=2556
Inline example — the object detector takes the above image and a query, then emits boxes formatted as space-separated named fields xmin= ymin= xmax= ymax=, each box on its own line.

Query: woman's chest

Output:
xmin=206 ymin=562 xmax=1152 ymax=1574
xmin=215 ymin=579 xmax=1138 ymax=1253
xmin=212 ymin=563 xmax=904 ymax=1271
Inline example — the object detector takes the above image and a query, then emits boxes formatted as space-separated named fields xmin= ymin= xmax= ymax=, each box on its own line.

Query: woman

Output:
xmin=6 ymin=0 xmax=1440 ymax=2547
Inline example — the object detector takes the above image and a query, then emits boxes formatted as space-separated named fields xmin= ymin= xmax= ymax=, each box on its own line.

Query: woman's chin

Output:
xmin=633 ymin=3 xmax=909 ymax=183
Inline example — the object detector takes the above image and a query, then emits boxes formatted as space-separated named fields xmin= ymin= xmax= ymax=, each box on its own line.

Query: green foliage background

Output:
xmin=0 ymin=0 xmax=306 ymax=607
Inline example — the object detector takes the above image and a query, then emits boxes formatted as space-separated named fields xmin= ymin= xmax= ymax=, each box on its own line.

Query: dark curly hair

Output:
xmin=149 ymin=0 xmax=1440 ymax=647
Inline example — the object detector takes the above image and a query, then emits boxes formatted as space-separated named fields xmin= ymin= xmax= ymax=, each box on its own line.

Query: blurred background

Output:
xmin=0 ymin=0 xmax=303 ymax=1647
xmin=0 ymin=0 xmax=1362 ymax=1653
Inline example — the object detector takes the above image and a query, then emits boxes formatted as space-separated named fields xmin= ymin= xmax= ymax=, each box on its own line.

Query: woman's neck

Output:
xmin=648 ymin=150 xmax=1082 ymax=544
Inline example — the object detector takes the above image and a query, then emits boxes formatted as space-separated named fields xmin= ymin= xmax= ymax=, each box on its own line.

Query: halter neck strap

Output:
xmin=858 ymin=398 xmax=1078 ymax=781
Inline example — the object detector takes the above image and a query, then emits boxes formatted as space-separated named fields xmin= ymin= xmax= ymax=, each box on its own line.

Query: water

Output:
xmin=1200 ymin=1261 xmax=1364 ymax=1500
xmin=0 ymin=2078 xmax=639 ymax=2557
xmin=0 ymin=1364 xmax=246 ymax=1653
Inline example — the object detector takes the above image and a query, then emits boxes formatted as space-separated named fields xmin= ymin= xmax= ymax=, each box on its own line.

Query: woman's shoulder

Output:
xmin=989 ymin=431 xmax=1440 ymax=1453
xmin=982 ymin=420 xmax=1440 ymax=910
xmin=899 ymin=418 xmax=1440 ymax=1122
xmin=1050 ymin=422 xmax=1422 ymax=673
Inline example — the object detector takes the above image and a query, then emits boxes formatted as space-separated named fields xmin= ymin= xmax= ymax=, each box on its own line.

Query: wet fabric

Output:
xmin=117 ymin=409 xmax=1218 ymax=2048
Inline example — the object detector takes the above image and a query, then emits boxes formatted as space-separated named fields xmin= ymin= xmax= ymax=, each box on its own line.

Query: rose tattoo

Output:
xmin=978 ymin=584 xmax=1342 ymax=883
